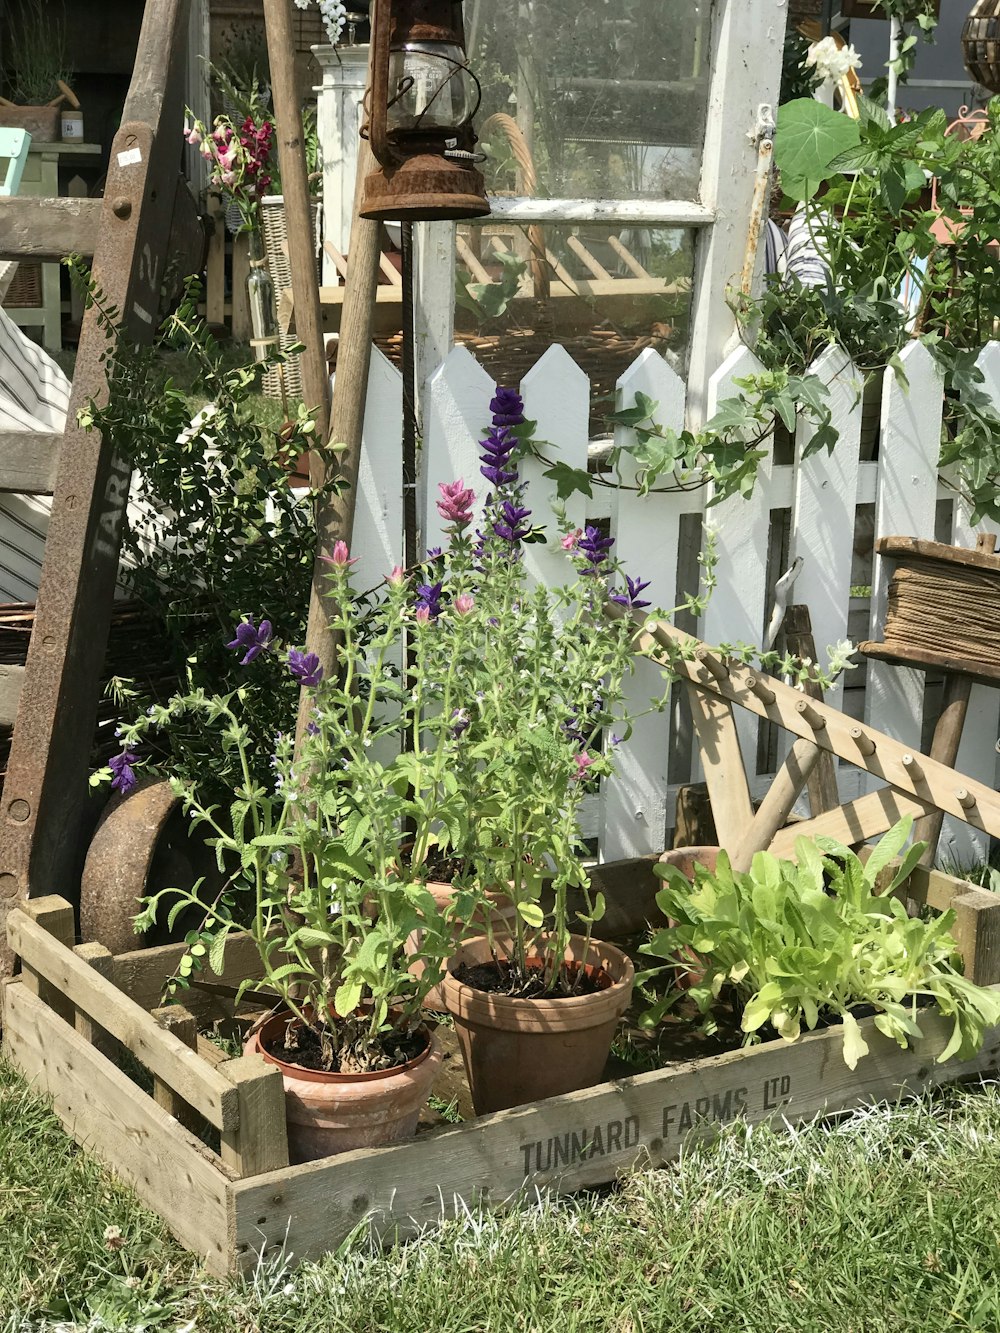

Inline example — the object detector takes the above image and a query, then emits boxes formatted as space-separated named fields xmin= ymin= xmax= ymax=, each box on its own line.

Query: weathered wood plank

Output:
xmin=152 ymin=1004 xmax=200 ymax=1130
xmin=73 ymin=941 xmax=116 ymax=1057
xmin=7 ymin=909 xmax=240 ymax=1130
xmin=0 ymin=434 xmax=61 ymax=494
xmin=19 ymin=896 xmax=75 ymax=1023
xmin=3 ymin=982 xmax=234 ymax=1276
xmin=229 ymin=997 xmax=1000 ymax=1270
xmin=683 ymin=683 xmax=754 ymax=849
xmin=220 ymin=1054 xmax=289 ymax=1178
xmin=767 ymin=787 xmax=933 ymax=858
xmin=0 ymin=197 xmax=102 ymax=260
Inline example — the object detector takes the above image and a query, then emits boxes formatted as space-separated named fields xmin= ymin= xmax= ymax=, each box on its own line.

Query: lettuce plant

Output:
xmin=639 ymin=819 xmax=1000 ymax=1070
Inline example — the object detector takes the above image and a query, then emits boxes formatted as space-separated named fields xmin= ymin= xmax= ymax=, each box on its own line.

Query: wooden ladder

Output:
xmin=0 ymin=0 xmax=204 ymax=973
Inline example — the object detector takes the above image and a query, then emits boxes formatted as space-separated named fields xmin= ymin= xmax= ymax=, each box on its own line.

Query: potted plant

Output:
xmin=638 ymin=818 xmax=1000 ymax=1070
xmin=1 ymin=0 xmax=72 ymax=142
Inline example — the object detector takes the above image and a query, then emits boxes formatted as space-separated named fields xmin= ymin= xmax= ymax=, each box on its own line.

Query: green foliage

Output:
xmin=775 ymin=99 xmax=860 ymax=202
xmin=73 ymin=267 xmax=323 ymax=799
xmin=3 ymin=0 xmax=71 ymax=104
xmin=639 ymin=819 xmax=1000 ymax=1070
xmin=455 ymin=252 xmax=527 ymax=323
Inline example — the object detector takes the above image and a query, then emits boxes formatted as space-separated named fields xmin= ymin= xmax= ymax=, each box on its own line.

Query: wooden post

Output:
xmin=782 ymin=605 xmax=840 ymax=817
xmin=915 ymin=672 xmax=973 ymax=865
xmin=730 ymin=738 xmax=823 ymax=872
xmin=220 ymin=1052 xmax=289 ymax=1177
xmin=230 ymin=233 xmax=252 ymax=341
xmin=18 ymin=895 xmax=75 ymax=1023
xmin=263 ymin=0 xmax=331 ymax=443
xmin=73 ymin=941 xmax=115 ymax=1057
xmin=952 ymin=887 xmax=1000 ymax=986
xmin=683 ymin=682 xmax=754 ymax=850
xmin=205 ymin=194 xmax=226 ymax=327
xmin=152 ymin=1004 xmax=200 ymax=1131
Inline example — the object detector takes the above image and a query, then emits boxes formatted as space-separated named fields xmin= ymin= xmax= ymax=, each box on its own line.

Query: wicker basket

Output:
xmin=3 ymin=263 xmax=42 ymax=309
xmin=259 ymin=195 xmax=322 ymax=402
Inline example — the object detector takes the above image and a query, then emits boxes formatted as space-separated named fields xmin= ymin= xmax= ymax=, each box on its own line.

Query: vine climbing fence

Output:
xmin=349 ymin=337 xmax=1000 ymax=865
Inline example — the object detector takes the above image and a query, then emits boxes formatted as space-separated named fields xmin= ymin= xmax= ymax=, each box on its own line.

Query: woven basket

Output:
xmin=259 ymin=195 xmax=322 ymax=402
xmin=963 ymin=0 xmax=1000 ymax=92
xmin=842 ymin=0 xmax=939 ymax=16
xmin=4 ymin=263 xmax=42 ymax=309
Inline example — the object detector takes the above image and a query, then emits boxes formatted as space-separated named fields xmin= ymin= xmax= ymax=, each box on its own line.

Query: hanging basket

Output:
xmin=963 ymin=0 xmax=1000 ymax=92
xmin=841 ymin=0 xmax=940 ymax=18
xmin=259 ymin=195 xmax=321 ymax=403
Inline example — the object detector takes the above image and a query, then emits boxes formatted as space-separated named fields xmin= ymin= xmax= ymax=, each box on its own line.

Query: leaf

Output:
xmin=293 ymin=927 xmax=339 ymax=949
xmin=774 ymin=100 xmax=861 ymax=197
xmin=543 ymin=461 xmax=593 ymax=501
xmin=517 ymin=902 xmax=544 ymax=928
xmin=840 ymin=1011 xmax=869 ymax=1071
xmin=334 ymin=979 xmax=363 ymax=1018
xmin=865 ymin=816 xmax=914 ymax=883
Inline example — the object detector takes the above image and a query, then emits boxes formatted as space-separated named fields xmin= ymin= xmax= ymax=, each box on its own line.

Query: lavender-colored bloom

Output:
xmin=415 ymin=581 xmax=444 ymax=620
xmin=479 ymin=424 xmax=519 ymax=488
xmin=578 ymin=525 xmax=615 ymax=573
xmin=226 ymin=616 xmax=273 ymax=665
xmin=109 ymin=749 xmax=139 ymax=796
xmin=306 ymin=720 xmax=320 ymax=737
xmin=450 ymin=708 xmax=470 ymax=739
xmin=426 ymin=546 xmax=443 ymax=560
xmin=288 ymin=649 xmax=323 ymax=687
xmin=610 ymin=574 xmax=652 ymax=610
xmin=490 ymin=385 xmax=525 ymax=428
xmin=493 ymin=498 xmax=532 ymax=544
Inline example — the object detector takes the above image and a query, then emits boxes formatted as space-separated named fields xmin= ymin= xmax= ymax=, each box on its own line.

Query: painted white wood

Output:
xmin=865 ymin=342 xmax=943 ymax=755
xmin=422 ymin=345 xmax=495 ymax=555
xmin=353 ymin=347 xmax=405 ymax=576
xmin=314 ymin=44 xmax=370 ymax=270
xmin=703 ymin=344 xmax=769 ymax=768
xmin=414 ymin=222 xmax=458 ymax=437
xmin=519 ymin=346 xmax=590 ymax=593
xmin=791 ymin=346 xmax=863 ymax=715
xmin=602 ymin=349 xmax=688 ymax=861
xmin=184 ymin=0 xmax=211 ymax=198
xmin=481 ymin=198 xmax=716 ymax=227
xmin=687 ymin=0 xmax=784 ymax=429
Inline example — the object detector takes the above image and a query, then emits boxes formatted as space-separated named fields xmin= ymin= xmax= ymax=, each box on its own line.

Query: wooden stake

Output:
xmin=263 ymin=0 xmax=331 ymax=444
xmin=915 ymin=672 xmax=973 ymax=865
xmin=730 ymin=738 xmax=822 ymax=872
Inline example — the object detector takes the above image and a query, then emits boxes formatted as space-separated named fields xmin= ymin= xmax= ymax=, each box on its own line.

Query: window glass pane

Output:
xmin=454 ymin=222 xmax=696 ymax=421
xmin=467 ymin=0 xmax=714 ymax=201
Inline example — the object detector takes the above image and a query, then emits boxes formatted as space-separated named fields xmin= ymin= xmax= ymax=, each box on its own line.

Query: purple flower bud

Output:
xmin=493 ymin=498 xmax=532 ymax=544
xmin=109 ymin=749 xmax=139 ymax=796
xmin=288 ymin=649 xmax=324 ymax=687
xmin=490 ymin=385 xmax=525 ymax=428
xmin=610 ymin=574 xmax=652 ymax=610
xmin=450 ymin=708 xmax=470 ymax=738
xmin=226 ymin=616 xmax=273 ymax=665
xmin=577 ymin=525 xmax=616 ymax=574
xmin=415 ymin=581 xmax=444 ymax=620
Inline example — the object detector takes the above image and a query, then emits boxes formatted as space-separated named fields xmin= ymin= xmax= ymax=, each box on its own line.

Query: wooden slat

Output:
xmin=7 ymin=908 xmax=240 ymax=1130
xmin=566 ymin=234 xmax=611 ymax=280
xmin=152 ymin=1004 xmax=200 ymax=1129
xmin=230 ymin=997 xmax=1000 ymax=1270
xmin=952 ymin=888 xmax=1000 ymax=986
xmin=730 ymin=738 xmax=822 ymax=871
xmin=0 ymin=433 xmax=61 ymax=494
xmin=19 ymin=897 xmax=75 ymax=1024
xmin=73 ymin=941 xmax=116 ymax=1056
xmin=2 ymin=981 xmax=234 ymax=1275
xmin=455 ymin=233 xmax=491 ymax=283
xmin=0 ymin=196 xmax=102 ymax=260
xmin=607 ymin=234 xmax=651 ymax=278
xmin=220 ymin=1053 xmax=289 ymax=1178
xmin=683 ymin=683 xmax=755 ymax=848
xmin=767 ymin=787 xmax=934 ymax=859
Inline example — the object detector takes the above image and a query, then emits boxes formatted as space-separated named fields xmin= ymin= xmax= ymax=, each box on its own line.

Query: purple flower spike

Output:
xmin=109 ymin=749 xmax=139 ymax=796
xmin=578 ymin=525 xmax=615 ymax=573
xmin=490 ymin=385 xmax=525 ymax=428
xmin=226 ymin=616 xmax=273 ymax=665
xmin=479 ymin=424 xmax=519 ymax=488
xmin=610 ymin=574 xmax=652 ymax=609
xmin=288 ymin=649 xmax=324 ymax=687
xmin=415 ymin=581 xmax=444 ymax=620
xmin=493 ymin=498 xmax=532 ymax=544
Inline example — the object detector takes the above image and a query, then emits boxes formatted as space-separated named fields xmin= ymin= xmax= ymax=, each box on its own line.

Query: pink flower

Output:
xmin=455 ymin=592 xmax=475 ymax=616
xmin=185 ymin=126 xmax=203 ymax=146
xmin=415 ymin=605 xmax=432 ymax=624
xmin=388 ymin=564 xmax=405 ymax=586
xmin=220 ymin=170 xmax=237 ymax=187
xmin=571 ymin=753 xmax=595 ymax=782
xmin=561 ymin=528 xmax=582 ymax=551
xmin=436 ymin=478 xmax=475 ymax=528
xmin=321 ymin=540 xmax=358 ymax=570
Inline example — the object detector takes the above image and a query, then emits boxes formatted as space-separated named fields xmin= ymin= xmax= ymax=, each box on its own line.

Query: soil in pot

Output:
xmin=247 ymin=1011 xmax=443 ymax=1162
xmin=441 ymin=934 xmax=634 ymax=1115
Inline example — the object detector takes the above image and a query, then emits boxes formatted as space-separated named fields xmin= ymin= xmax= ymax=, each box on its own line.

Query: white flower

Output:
xmin=805 ymin=36 xmax=862 ymax=84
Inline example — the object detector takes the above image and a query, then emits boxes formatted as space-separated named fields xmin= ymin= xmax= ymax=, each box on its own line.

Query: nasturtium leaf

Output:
xmin=775 ymin=100 xmax=861 ymax=200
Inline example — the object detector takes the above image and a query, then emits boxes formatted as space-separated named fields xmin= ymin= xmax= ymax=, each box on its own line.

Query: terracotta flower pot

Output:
xmin=405 ymin=879 xmax=518 ymax=1009
xmin=246 ymin=1011 xmax=443 ymax=1163
xmin=441 ymin=933 xmax=635 ymax=1115
xmin=657 ymin=846 xmax=722 ymax=990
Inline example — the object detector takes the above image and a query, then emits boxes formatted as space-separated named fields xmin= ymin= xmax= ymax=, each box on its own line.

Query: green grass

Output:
xmin=8 ymin=1053 xmax=1000 ymax=1331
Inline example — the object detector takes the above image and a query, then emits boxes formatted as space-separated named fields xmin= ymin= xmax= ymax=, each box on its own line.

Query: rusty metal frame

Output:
xmin=0 ymin=0 xmax=203 ymax=972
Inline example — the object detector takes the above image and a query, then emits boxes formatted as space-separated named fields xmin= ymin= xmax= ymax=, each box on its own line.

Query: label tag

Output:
xmin=117 ymin=147 xmax=143 ymax=167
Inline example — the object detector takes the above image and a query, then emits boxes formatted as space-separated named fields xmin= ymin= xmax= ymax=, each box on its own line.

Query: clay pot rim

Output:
xmin=254 ymin=1008 xmax=436 ymax=1085
xmin=442 ymin=933 xmax=635 ymax=1021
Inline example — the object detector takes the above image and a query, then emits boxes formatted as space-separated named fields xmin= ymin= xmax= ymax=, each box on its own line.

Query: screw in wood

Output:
xmin=112 ymin=196 xmax=132 ymax=220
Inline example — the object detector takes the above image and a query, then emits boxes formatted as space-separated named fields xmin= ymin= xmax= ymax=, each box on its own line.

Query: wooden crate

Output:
xmin=4 ymin=860 xmax=1000 ymax=1277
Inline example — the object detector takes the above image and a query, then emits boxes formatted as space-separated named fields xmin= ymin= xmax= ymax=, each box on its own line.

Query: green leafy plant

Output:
xmin=638 ymin=819 xmax=1000 ymax=1070
xmin=456 ymin=252 xmax=528 ymax=324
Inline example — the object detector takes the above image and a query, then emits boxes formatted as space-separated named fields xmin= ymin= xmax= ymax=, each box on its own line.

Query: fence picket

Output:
xmin=423 ymin=346 xmax=496 ymax=554
xmin=865 ymin=341 xmax=942 ymax=756
xmin=354 ymin=348 xmax=405 ymax=576
xmin=602 ymin=349 xmax=687 ymax=860
xmin=791 ymin=346 xmax=863 ymax=716
xmin=520 ymin=345 xmax=590 ymax=593
xmin=703 ymin=344 xmax=769 ymax=771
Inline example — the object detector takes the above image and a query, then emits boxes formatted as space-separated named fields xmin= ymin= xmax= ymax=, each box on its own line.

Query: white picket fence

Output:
xmin=350 ymin=338 xmax=1000 ymax=866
